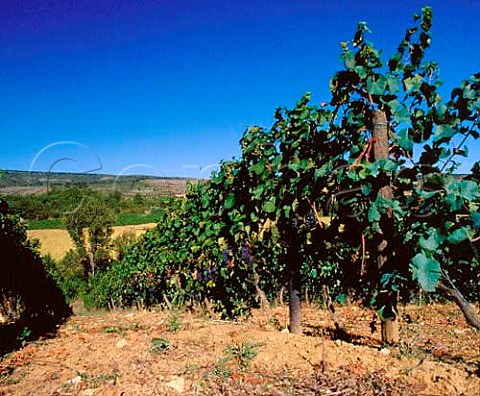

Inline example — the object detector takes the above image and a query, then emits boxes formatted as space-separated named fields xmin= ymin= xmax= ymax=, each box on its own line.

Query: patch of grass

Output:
xmin=150 ymin=338 xmax=170 ymax=355
xmin=213 ymin=356 xmax=233 ymax=379
xmin=64 ymin=371 xmax=119 ymax=389
xmin=102 ymin=322 xmax=140 ymax=336
xmin=183 ymin=361 xmax=203 ymax=372
xmin=116 ymin=210 xmax=163 ymax=226
xmin=92 ymin=372 xmax=118 ymax=386
xmin=225 ymin=341 xmax=263 ymax=371
xmin=27 ymin=210 xmax=163 ymax=230
xmin=103 ymin=326 xmax=126 ymax=337
xmin=396 ymin=322 xmax=424 ymax=360
xmin=214 ymin=340 xmax=264 ymax=377
xmin=167 ymin=310 xmax=182 ymax=333
xmin=27 ymin=218 xmax=65 ymax=230
xmin=18 ymin=327 xmax=32 ymax=344
xmin=122 ymin=322 xmax=141 ymax=331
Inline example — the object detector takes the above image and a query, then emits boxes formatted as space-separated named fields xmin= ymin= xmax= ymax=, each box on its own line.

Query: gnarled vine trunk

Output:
xmin=437 ymin=281 xmax=480 ymax=330
xmin=289 ymin=267 xmax=302 ymax=334
xmin=253 ymin=270 xmax=270 ymax=312
xmin=287 ymin=248 xmax=302 ymax=334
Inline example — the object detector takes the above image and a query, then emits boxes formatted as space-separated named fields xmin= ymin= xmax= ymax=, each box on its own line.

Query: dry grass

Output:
xmin=27 ymin=223 xmax=156 ymax=260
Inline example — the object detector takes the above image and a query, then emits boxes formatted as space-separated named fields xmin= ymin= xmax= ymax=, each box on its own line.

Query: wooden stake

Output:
xmin=372 ymin=110 xmax=399 ymax=345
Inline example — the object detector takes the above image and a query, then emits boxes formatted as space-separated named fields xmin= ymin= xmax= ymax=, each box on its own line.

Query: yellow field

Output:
xmin=27 ymin=218 xmax=332 ymax=261
xmin=27 ymin=223 xmax=157 ymax=261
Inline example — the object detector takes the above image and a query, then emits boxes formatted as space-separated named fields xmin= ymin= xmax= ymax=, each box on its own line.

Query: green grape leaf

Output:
xmin=470 ymin=212 xmax=480 ymax=228
xmin=224 ymin=194 xmax=235 ymax=210
xmin=262 ymin=198 xmax=276 ymax=213
xmin=344 ymin=50 xmax=356 ymax=69
xmin=397 ymin=128 xmax=413 ymax=150
xmin=460 ymin=180 xmax=478 ymax=201
xmin=387 ymin=76 xmax=400 ymax=94
xmin=410 ymin=253 xmax=441 ymax=292
xmin=434 ymin=125 xmax=455 ymax=141
xmin=419 ymin=230 xmax=444 ymax=251
xmin=368 ymin=204 xmax=381 ymax=223
xmin=366 ymin=75 xmax=387 ymax=96
xmin=447 ymin=227 xmax=469 ymax=244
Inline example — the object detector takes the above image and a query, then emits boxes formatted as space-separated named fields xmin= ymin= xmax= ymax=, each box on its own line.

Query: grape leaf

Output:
xmin=411 ymin=253 xmax=441 ymax=292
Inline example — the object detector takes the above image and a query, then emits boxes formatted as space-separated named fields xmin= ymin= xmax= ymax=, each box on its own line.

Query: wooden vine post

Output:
xmin=288 ymin=234 xmax=303 ymax=334
xmin=372 ymin=110 xmax=399 ymax=344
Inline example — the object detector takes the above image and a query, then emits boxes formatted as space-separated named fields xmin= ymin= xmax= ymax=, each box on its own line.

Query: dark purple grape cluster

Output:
xmin=222 ymin=249 xmax=230 ymax=264
xmin=196 ymin=267 xmax=218 ymax=283
xmin=241 ymin=246 xmax=250 ymax=261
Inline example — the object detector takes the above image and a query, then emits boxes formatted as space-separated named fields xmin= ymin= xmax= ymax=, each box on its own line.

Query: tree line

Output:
xmin=0 ymin=187 xmax=165 ymax=228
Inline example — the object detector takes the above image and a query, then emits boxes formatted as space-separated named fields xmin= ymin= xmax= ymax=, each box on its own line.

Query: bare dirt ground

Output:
xmin=0 ymin=303 xmax=478 ymax=395
xmin=27 ymin=224 xmax=157 ymax=261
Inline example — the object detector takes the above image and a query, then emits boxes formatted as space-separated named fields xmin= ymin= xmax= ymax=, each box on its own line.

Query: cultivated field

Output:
xmin=0 ymin=303 xmax=478 ymax=395
xmin=27 ymin=224 xmax=157 ymax=260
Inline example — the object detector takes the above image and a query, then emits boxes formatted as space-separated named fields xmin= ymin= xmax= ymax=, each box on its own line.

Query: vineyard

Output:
xmin=1 ymin=6 xmax=480 ymax=394
xmin=81 ymin=6 xmax=480 ymax=339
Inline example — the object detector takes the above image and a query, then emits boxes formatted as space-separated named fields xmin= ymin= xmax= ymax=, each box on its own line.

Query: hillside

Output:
xmin=0 ymin=170 xmax=192 ymax=197
xmin=0 ymin=170 xmax=196 ymax=229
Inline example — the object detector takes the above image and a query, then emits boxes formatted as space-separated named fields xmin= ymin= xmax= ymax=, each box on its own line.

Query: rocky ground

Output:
xmin=0 ymin=302 xmax=478 ymax=395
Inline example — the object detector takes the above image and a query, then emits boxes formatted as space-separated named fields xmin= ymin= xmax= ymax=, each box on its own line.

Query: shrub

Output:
xmin=43 ymin=251 xmax=87 ymax=303
xmin=0 ymin=200 xmax=70 ymax=355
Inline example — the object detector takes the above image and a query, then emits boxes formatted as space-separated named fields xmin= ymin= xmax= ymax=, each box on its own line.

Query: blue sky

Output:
xmin=1 ymin=0 xmax=479 ymax=178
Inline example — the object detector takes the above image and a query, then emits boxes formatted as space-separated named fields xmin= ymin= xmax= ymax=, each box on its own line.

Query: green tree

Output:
xmin=66 ymin=198 xmax=115 ymax=277
xmin=108 ymin=190 xmax=123 ymax=213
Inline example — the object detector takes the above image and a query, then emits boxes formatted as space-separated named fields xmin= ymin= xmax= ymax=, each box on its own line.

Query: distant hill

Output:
xmin=0 ymin=169 xmax=193 ymax=197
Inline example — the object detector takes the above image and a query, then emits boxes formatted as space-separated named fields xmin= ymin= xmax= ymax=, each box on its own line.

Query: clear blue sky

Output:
xmin=1 ymin=0 xmax=479 ymax=178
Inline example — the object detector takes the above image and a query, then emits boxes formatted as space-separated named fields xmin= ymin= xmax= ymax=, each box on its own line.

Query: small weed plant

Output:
xmin=150 ymin=338 xmax=170 ymax=355
xmin=167 ymin=310 xmax=182 ymax=333
xmin=103 ymin=326 xmax=126 ymax=337
xmin=214 ymin=340 xmax=263 ymax=377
